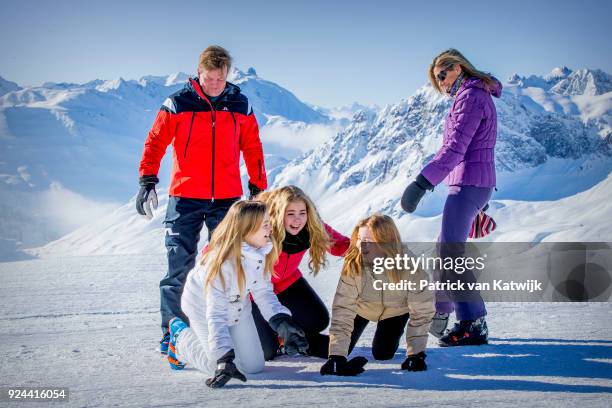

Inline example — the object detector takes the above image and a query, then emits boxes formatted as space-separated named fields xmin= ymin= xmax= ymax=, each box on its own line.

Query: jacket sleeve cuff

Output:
xmin=416 ymin=173 xmax=434 ymax=191
xmin=420 ymin=165 xmax=444 ymax=187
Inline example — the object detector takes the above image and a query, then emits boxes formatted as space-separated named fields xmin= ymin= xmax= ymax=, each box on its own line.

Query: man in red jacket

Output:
xmin=136 ymin=45 xmax=267 ymax=353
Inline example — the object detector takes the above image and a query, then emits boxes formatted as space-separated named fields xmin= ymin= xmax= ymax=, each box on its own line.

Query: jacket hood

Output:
xmin=461 ymin=76 xmax=503 ymax=98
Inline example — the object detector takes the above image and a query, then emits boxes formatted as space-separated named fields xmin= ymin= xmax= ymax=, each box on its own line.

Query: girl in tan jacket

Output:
xmin=321 ymin=214 xmax=435 ymax=376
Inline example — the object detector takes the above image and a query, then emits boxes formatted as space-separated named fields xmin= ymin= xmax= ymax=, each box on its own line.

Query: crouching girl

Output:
xmin=321 ymin=214 xmax=435 ymax=376
xmin=168 ymin=200 xmax=308 ymax=388
xmin=252 ymin=186 xmax=350 ymax=360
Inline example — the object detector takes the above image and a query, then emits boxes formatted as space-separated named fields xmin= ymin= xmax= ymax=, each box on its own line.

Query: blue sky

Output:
xmin=1 ymin=0 xmax=611 ymax=107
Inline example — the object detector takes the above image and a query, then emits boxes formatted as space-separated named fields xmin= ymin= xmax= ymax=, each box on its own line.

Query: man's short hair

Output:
xmin=199 ymin=45 xmax=232 ymax=73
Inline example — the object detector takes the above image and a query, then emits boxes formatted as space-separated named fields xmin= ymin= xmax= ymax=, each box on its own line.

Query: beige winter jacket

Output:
xmin=328 ymin=256 xmax=435 ymax=357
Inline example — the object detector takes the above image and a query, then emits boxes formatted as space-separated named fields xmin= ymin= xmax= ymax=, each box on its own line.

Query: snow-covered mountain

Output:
xmin=29 ymin=67 xmax=612 ymax=258
xmin=0 ymin=76 xmax=21 ymax=96
xmin=310 ymin=102 xmax=381 ymax=127
xmin=507 ymin=67 xmax=612 ymax=140
xmin=231 ymin=68 xmax=329 ymax=124
xmin=509 ymin=66 xmax=612 ymax=96
xmin=0 ymin=68 xmax=341 ymax=259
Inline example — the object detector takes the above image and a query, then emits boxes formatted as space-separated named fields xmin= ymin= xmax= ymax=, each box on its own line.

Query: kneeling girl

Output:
xmin=168 ymin=200 xmax=308 ymax=388
xmin=321 ymin=214 xmax=435 ymax=376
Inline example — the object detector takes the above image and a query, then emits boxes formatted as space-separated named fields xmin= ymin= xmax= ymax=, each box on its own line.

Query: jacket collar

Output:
xmin=457 ymin=76 xmax=503 ymax=98
xmin=188 ymin=77 xmax=241 ymax=105
xmin=241 ymin=241 xmax=273 ymax=261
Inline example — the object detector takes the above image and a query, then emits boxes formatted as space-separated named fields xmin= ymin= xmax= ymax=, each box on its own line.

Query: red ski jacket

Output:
xmin=139 ymin=78 xmax=266 ymax=199
xmin=272 ymin=224 xmax=350 ymax=293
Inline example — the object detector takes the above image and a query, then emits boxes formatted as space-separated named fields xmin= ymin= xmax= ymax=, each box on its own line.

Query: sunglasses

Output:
xmin=436 ymin=68 xmax=450 ymax=82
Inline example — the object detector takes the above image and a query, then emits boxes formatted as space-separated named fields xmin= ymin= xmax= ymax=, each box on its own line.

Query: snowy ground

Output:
xmin=1 ymin=255 xmax=611 ymax=407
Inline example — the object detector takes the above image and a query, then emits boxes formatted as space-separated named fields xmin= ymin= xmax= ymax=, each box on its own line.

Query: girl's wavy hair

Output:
xmin=259 ymin=185 xmax=331 ymax=276
xmin=342 ymin=214 xmax=403 ymax=283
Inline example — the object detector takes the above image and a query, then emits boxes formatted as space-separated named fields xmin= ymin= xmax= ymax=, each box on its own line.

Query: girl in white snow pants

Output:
xmin=168 ymin=200 xmax=309 ymax=388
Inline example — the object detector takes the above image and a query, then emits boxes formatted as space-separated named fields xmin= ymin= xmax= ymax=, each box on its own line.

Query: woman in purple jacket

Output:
xmin=401 ymin=49 xmax=502 ymax=347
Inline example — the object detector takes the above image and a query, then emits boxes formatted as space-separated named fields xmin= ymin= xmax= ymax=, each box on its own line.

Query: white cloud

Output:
xmin=262 ymin=120 xmax=341 ymax=154
xmin=38 ymin=182 xmax=120 ymax=235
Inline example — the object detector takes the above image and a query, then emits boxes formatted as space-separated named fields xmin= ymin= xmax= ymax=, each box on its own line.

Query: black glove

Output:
xmin=268 ymin=313 xmax=309 ymax=356
xmin=401 ymin=173 xmax=434 ymax=213
xmin=136 ymin=175 xmax=159 ymax=220
xmin=248 ymin=181 xmax=263 ymax=199
xmin=205 ymin=349 xmax=247 ymax=388
xmin=401 ymin=351 xmax=427 ymax=371
xmin=320 ymin=355 xmax=368 ymax=376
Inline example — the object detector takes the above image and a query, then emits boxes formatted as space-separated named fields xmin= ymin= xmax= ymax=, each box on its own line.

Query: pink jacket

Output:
xmin=272 ymin=224 xmax=350 ymax=293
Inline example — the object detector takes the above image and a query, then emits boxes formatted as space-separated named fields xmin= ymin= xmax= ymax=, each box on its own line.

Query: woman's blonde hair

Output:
xmin=261 ymin=186 xmax=331 ymax=276
xmin=203 ymin=200 xmax=278 ymax=295
xmin=342 ymin=214 xmax=403 ymax=283
xmin=428 ymin=48 xmax=496 ymax=93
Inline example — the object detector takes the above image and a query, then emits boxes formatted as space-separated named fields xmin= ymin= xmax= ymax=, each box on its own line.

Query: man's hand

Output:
xmin=136 ymin=175 xmax=159 ymax=220
xmin=248 ymin=181 xmax=263 ymax=199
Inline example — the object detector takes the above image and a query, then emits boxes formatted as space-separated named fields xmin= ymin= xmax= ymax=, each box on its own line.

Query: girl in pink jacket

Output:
xmin=252 ymin=185 xmax=350 ymax=359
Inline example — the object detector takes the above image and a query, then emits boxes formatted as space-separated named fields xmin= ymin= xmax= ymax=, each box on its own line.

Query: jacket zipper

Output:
xmin=211 ymin=108 xmax=216 ymax=202
xmin=183 ymin=112 xmax=195 ymax=159
xmin=258 ymin=159 xmax=261 ymax=181
xmin=193 ymin=79 xmax=228 ymax=202
xmin=230 ymin=111 xmax=237 ymax=161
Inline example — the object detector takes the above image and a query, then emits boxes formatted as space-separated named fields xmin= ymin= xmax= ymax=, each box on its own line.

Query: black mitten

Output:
xmin=401 ymin=174 xmax=434 ymax=213
xmin=248 ymin=181 xmax=263 ymax=199
xmin=320 ymin=355 xmax=368 ymax=376
xmin=205 ymin=349 xmax=247 ymax=388
xmin=401 ymin=351 xmax=427 ymax=371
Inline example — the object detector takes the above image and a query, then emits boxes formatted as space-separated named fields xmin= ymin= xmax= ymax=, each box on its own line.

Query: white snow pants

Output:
xmin=178 ymin=290 xmax=265 ymax=376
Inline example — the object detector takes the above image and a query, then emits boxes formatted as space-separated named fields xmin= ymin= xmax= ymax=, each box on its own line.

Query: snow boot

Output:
xmin=439 ymin=317 xmax=488 ymax=347
xmin=429 ymin=312 xmax=450 ymax=338
xmin=160 ymin=332 xmax=170 ymax=355
xmin=168 ymin=317 xmax=188 ymax=370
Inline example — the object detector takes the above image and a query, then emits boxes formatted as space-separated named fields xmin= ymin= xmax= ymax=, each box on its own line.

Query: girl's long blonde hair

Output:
xmin=342 ymin=214 xmax=403 ymax=283
xmin=261 ymin=186 xmax=331 ymax=276
xmin=428 ymin=48 xmax=496 ymax=93
xmin=203 ymin=200 xmax=278 ymax=295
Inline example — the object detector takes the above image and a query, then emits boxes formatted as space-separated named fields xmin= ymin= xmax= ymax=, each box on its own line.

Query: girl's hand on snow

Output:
xmin=205 ymin=349 xmax=247 ymax=388
xmin=401 ymin=351 xmax=427 ymax=371
xmin=320 ymin=355 xmax=368 ymax=376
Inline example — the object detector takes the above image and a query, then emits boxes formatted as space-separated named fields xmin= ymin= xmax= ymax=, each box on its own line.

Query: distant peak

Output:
xmin=165 ymin=72 xmax=189 ymax=86
xmin=228 ymin=66 xmax=260 ymax=83
xmin=550 ymin=67 xmax=612 ymax=96
xmin=508 ymin=73 xmax=522 ymax=83
xmin=545 ymin=66 xmax=572 ymax=80
xmin=95 ymin=77 xmax=131 ymax=92
xmin=0 ymin=75 xmax=22 ymax=95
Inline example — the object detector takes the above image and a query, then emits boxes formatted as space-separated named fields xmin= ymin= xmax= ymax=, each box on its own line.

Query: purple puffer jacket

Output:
xmin=421 ymin=76 xmax=502 ymax=187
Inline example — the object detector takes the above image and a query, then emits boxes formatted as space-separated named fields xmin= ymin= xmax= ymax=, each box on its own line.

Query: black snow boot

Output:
xmin=439 ymin=317 xmax=488 ymax=347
